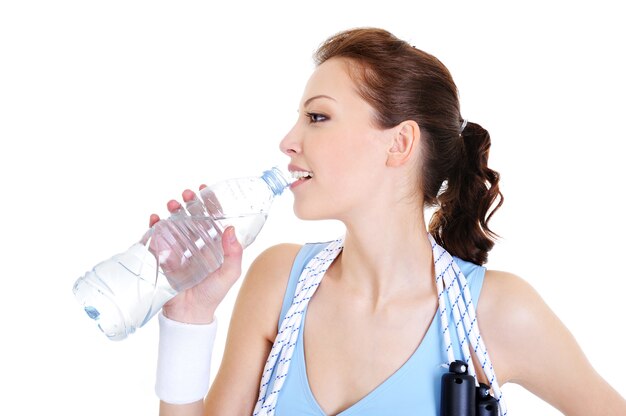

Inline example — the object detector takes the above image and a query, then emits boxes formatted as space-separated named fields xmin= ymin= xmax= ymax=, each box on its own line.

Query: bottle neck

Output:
xmin=261 ymin=167 xmax=292 ymax=196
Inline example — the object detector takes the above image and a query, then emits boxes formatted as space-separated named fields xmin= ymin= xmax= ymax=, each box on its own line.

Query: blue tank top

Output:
xmin=269 ymin=241 xmax=487 ymax=416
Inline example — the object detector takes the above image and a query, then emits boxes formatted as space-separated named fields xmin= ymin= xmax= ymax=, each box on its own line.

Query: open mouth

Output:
xmin=291 ymin=171 xmax=313 ymax=181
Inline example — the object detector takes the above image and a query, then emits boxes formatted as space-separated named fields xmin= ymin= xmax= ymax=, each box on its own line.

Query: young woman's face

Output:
xmin=280 ymin=57 xmax=393 ymax=221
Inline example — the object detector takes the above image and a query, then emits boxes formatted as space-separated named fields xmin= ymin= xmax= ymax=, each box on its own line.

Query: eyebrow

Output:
xmin=303 ymin=94 xmax=336 ymax=107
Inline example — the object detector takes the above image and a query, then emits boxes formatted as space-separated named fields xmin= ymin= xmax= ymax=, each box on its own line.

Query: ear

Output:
xmin=386 ymin=120 xmax=420 ymax=167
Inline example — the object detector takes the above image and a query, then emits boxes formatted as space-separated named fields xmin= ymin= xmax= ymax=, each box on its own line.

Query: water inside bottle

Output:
xmin=214 ymin=212 xmax=267 ymax=247
xmin=151 ymin=212 xmax=267 ymax=291
xmin=74 ymin=212 xmax=267 ymax=340
xmin=74 ymin=242 xmax=177 ymax=340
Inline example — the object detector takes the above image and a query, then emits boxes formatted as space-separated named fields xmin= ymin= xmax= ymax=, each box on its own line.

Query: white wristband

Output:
xmin=155 ymin=312 xmax=217 ymax=405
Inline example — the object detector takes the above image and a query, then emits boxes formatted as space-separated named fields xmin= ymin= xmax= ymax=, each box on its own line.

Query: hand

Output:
xmin=149 ymin=185 xmax=244 ymax=324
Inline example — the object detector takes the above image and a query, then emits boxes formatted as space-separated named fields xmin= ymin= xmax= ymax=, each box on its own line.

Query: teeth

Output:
xmin=291 ymin=170 xmax=313 ymax=179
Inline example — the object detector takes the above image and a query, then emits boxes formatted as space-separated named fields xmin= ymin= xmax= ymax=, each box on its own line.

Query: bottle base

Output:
xmin=73 ymin=272 xmax=131 ymax=341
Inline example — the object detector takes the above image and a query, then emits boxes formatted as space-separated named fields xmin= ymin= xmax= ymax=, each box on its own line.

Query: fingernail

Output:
xmin=168 ymin=200 xmax=181 ymax=211
xmin=227 ymin=228 xmax=237 ymax=243
xmin=182 ymin=189 xmax=195 ymax=202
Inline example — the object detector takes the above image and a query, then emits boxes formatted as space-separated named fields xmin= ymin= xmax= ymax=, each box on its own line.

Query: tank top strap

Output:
xmin=429 ymin=235 xmax=507 ymax=415
xmin=254 ymin=238 xmax=344 ymax=416
xmin=277 ymin=241 xmax=331 ymax=330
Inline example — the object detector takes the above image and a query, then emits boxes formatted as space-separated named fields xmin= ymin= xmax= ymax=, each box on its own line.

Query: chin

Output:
xmin=292 ymin=202 xmax=333 ymax=221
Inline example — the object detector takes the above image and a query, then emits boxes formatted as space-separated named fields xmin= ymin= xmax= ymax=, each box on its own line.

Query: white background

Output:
xmin=1 ymin=1 xmax=624 ymax=414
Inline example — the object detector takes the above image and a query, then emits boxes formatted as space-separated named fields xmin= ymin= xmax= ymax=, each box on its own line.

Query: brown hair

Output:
xmin=314 ymin=28 xmax=503 ymax=265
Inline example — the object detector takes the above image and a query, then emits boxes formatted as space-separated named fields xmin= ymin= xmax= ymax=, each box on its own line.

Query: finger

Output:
xmin=182 ymin=189 xmax=206 ymax=217
xmin=199 ymin=184 xmax=207 ymax=190
xmin=182 ymin=189 xmax=195 ymax=202
xmin=219 ymin=226 xmax=243 ymax=277
xmin=167 ymin=199 xmax=183 ymax=214
xmin=149 ymin=213 xmax=160 ymax=227
xmin=198 ymin=187 xmax=223 ymax=217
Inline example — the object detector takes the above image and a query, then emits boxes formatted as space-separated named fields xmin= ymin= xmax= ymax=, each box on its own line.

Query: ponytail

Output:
xmin=428 ymin=122 xmax=503 ymax=265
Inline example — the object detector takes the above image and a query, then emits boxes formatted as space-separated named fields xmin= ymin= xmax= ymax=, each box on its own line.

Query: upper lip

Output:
xmin=288 ymin=163 xmax=311 ymax=172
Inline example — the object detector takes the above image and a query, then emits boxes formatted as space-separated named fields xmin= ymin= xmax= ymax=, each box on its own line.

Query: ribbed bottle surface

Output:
xmin=73 ymin=167 xmax=292 ymax=340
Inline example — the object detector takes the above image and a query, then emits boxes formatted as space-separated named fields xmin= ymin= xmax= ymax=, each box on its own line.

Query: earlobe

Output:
xmin=387 ymin=121 xmax=420 ymax=167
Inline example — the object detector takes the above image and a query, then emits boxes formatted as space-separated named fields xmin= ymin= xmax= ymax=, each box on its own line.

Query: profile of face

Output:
xmin=280 ymin=58 xmax=412 ymax=222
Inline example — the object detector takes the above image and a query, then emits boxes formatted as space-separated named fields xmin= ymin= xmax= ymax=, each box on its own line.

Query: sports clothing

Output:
xmin=265 ymin=241 xmax=488 ymax=415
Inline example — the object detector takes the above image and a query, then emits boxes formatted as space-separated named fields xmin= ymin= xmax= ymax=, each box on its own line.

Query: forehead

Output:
xmin=300 ymin=58 xmax=360 ymax=106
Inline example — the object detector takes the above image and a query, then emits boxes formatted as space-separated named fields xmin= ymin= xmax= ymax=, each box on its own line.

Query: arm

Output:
xmin=477 ymin=270 xmax=626 ymax=415
xmin=159 ymin=243 xmax=302 ymax=416
xmin=203 ymin=242 xmax=301 ymax=415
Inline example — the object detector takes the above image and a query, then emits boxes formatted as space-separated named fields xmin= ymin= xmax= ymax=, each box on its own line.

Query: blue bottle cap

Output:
xmin=262 ymin=167 xmax=294 ymax=196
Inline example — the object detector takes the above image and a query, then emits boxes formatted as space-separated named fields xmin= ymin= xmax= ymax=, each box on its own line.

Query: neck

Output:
xmin=331 ymin=203 xmax=435 ymax=307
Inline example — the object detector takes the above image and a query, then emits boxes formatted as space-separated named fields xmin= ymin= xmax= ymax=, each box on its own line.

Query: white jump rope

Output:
xmin=430 ymin=234 xmax=507 ymax=416
xmin=253 ymin=235 xmax=507 ymax=416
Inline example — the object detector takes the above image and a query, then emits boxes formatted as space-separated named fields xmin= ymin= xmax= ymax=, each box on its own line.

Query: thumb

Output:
xmin=219 ymin=226 xmax=243 ymax=277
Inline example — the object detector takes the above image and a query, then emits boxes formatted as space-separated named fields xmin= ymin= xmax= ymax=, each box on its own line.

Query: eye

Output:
xmin=305 ymin=112 xmax=328 ymax=123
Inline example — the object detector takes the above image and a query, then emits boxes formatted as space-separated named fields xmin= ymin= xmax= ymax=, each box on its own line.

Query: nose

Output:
xmin=279 ymin=124 xmax=301 ymax=156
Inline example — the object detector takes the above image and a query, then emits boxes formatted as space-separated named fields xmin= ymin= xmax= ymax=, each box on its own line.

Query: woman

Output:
xmin=151 ymin=28 xmax=626 ymax=415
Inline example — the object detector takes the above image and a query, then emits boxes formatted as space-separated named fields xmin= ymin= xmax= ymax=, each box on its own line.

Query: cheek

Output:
xmin=329 ymin=127 xmax=383 ymax=163
xmin=299 ymin=128 xmax=387 ymax=210
xmin=318 ymin=159 xmax=379 ymax=208
xmin=332 ymin=131 xmax=387 ymax=179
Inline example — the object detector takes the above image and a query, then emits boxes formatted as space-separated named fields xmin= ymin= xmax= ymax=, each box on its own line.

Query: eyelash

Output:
xmin=305 ymin=112 xmax=328 ymax=123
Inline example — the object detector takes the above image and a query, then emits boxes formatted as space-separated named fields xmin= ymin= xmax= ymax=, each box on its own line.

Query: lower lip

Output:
xmin=290 ymin=178 xmax=311 ymax=189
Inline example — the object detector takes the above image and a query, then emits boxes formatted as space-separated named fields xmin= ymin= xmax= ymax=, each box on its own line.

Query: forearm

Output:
xmin=159 ymin=400 xmax=205 ymax=416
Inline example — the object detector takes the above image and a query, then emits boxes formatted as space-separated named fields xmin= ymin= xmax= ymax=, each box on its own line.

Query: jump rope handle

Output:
xmin=441 ymin=360 xmax=476 ymax=416
xmin=440 ymin=360 xmax=500 ymax=416
xmin=476 ymin=383 xmax=499 ymax=416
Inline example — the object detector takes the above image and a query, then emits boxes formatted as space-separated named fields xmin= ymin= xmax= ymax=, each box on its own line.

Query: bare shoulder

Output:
xmin=476 ymin=270 xmax=554 ymax=381
xmin=235 ymin=243 xmax=303 ymax=340
xmin=245 ymin=243 xmax=303 ymax=297
xmin=479 ymin=269 xmax=543 ymax=324
xmin=248 ymin=243 xmax=303 ymax=277
xmin=477 ymin=269 xmax=626 ymax=414
xmin=473 ymin=270 xmax=535 ymax=382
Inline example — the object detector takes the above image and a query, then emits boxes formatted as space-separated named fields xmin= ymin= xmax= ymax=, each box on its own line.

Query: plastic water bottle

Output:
xmin=73 ymin=167 xmax=292 ymax=341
